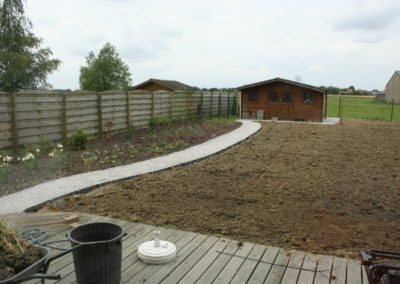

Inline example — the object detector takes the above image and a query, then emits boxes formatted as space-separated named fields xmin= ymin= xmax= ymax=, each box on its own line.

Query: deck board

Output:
xmin=1 ymin=212 xmax=365 ymax=284
xmin=331 ymin=256 xmax=347 ymax=284
xmin=230 ymin=244 xmax=266 ymax=284
xmin=297 ymin=253 xmax=317 ymax=284
xmin=280 ymin=250 xmax=305 ymax=284
xmin=247 ymin=246 xmax=280 ymax=283
xmin=314 ymin=254 xmax=334 ymax=284
xmin=177 ymin=238 xmax=231 ymax=283
xmin=160 ymin=236 xmax=219 ymax=283
xmin=195 ymin=238 xmax=240 ymax=283
xmin=264 ymin=248 xmax=290 ymax=284
xmin=213 ymin=241 xmax=254 ymax=283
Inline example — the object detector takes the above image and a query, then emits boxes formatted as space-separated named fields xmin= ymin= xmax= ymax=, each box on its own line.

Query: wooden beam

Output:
xmin=98 ymin=93 xmax=103 ymax=137
xmin=218 ymin=94 xmax=222 ymax=117
xmin=62 ymin=94 xmax=68 ymax=147
xmin=126 ymin=91 xmax=131 ymax=128
xmin=10 ymin=93 xmax=19 ymax=154
xmin=151 ymin=92 xmax=155 ymax=117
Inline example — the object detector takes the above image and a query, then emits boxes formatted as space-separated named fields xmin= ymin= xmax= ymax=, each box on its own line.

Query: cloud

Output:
xmin=335 ymin=9 xmax=398 ymax=31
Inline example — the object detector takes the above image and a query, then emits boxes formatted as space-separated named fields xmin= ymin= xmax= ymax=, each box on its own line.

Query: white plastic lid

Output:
xmin=138 ymin=240 xmax=176 ymax=264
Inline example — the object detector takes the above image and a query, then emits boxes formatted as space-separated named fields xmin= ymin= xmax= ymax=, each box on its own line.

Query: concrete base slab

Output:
xmin=250 ymin=117 xmax=340 ymax=125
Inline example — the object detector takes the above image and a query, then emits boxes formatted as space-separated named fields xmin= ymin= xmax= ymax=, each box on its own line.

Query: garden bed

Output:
xmin=0 ymin=118 xmax=239 ymax=197
xmin=43 ymin=119 xmax=400 ymax=259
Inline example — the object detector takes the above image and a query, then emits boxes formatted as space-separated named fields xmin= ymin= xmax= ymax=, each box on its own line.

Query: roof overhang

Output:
xmin=130 ymin=79 xmax=175 ymax=91
xmin=237 ymin=77 xmax=326 ymax=93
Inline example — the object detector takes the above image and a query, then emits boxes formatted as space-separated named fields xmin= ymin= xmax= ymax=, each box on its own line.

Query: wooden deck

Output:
xmin=1 ymin=212 xmax=368 ymax=284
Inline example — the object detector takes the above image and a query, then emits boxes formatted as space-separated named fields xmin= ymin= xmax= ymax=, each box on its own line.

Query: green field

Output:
xmin=327 ymin=95 xmax=400 ymax=122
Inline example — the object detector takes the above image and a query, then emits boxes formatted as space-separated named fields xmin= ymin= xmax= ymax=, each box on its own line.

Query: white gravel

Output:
xmin=0 ymin=120 xmax=261 ymax=214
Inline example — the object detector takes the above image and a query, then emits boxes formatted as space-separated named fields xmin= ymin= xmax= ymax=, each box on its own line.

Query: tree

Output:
xmin=79 ymin=43 xmax=132 ymax=91
xmin=0 ymin=0 xmax=61 ymax=92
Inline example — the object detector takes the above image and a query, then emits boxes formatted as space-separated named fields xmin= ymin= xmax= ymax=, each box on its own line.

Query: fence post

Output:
xmin=10 ymin=93 xmax=19 ymax=154
xmin=169 ymin=92 xmax=173 ymax=120
xmin=200 ymin=93 xmax=204 ymax=118
xmin=98 ymin=93 xmax=103 ymax=138
xmin=210 ymin=93 xmax=214 ymax=118
xmin=390 ymin=98 xmax=394 ymax=122
xmin=227 ymin=94 xmax=230 ymax=117
xmin=186 ymin=92 xmax=191 ymax=120
xmin=62 ymin=94 xmax=68 ymax=147
xmin=126 ymin=91 xmax=131 ymax=128
xmin=341 ymin=96 xmax=345 ymax=120
xmin=218 ymin=94 xmax=222 ymax=117
xmin=151 ymin=92 xmax=155 ymax=117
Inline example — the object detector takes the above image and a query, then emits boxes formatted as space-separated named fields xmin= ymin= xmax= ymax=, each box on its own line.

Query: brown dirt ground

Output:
xmin=0 ymin=245 xmax=42 ymax=281
xmin=1 ymin=120 xmax=239 ymax=196
xmin=43 ymin=119 xmax=400 ymax=259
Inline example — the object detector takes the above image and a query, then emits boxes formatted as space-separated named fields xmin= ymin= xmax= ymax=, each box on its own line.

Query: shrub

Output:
xmin=149 ymin=116 xmax=158 ymax=131
xmin=69 ymin=129 xmax=88 ymax=150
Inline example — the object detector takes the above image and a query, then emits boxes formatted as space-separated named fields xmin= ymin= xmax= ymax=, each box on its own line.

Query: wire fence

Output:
xmin=327 ymin=95 xmax=400 ymax=122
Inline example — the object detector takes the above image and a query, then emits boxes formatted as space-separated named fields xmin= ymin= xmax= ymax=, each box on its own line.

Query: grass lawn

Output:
xmin=327 ymin=95 xmax=400 ymax=121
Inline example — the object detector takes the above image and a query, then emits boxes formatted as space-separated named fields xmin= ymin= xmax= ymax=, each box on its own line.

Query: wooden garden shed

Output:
xmin=130 ymin=79 xmax=195 ymax=92
xmin=238 ymin=78 xmax=327 ymax=122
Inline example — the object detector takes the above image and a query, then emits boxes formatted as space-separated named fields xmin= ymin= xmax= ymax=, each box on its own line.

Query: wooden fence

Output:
xmin=0 ymin=90 xmax=238 ymax=151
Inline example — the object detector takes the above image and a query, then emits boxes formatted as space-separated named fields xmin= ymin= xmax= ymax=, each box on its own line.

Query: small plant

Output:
xmin=175 ymin=140 xmax=189 ymax=148
xmin=0 ymin=165 xmax=11 ymax=184
xmin=82 ymin=155 xmax=98 ymax=165
xmin=149 ymin=115 xmax=158 ymax=131
xmin=69 ymin=129 xmax=88 ymax=150
xmin=52 ymin=150 xmax=67 ymax=170
xmin=149 ymin=142 xmax=176 ymax=154
xmin=39 ymin=135 xmax=53 ymax=154
xmin=124 ymin=124 xmax=135 ymax=139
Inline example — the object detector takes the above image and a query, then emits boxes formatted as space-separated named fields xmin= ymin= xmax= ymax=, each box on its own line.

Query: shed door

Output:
xmin=278 ymin=92 xmax=294 ymax=120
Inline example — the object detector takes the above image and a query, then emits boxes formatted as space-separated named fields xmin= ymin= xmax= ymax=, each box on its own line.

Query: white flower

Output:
xmin=59 ymin=149 xmax=63 ymax=152
xmin=48 ymin=151 xmax=55 ymax=157
xmin=56 ymin=144 xmax=63 ymax=149
xmin=3 ymin=156 xmax=12 ymax=162
xmin=35 ymin=149 xmax=40 ymax=153
xmin=22 ymin=153 xmax=34 ymax=161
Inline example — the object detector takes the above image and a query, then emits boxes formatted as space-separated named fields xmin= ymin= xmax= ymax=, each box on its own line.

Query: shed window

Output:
xmin=248 ymin=90 xmax=258 ymax=101
xmin=282 ymin=92 xmax=292 ymax=103
xmin=269 ymin=92 xmax=279 ymax=102
xmin=304 ymin=92 xmax=314 ymax=103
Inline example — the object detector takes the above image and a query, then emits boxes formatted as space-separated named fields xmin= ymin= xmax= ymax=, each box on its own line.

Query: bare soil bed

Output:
xmin=43 ymin=119 xmax=400 ymax=259
xmin=1 ymin=119 xmax=239 ymax=196
xmin=0 ymin=245 xmax=41 ymax=281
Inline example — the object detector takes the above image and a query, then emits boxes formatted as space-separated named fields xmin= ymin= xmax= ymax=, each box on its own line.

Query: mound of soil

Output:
xmin=43 ymin=119 xmax=400 ymax=259
xmin=0 ymin=245 xmax=42 ymax=281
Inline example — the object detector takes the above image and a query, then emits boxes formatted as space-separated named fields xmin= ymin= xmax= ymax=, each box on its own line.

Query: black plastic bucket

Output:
xmin=67 ymin=222 xmax=126 ymax=284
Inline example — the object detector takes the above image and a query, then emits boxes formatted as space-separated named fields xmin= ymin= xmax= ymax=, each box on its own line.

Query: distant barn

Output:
xmin=237 ymin=78 xmax=327 ymax=122
xmin=385 ymin=71 xmax=400 ymax=103
xmin=130 ymin=79 xmax=195 ymax=92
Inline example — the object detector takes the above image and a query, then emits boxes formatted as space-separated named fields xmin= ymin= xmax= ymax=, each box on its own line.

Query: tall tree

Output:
xmin=0 ymin=0 xmax=61 ymax=92
xmin=79 ymin=43 xmax=132 ymax=91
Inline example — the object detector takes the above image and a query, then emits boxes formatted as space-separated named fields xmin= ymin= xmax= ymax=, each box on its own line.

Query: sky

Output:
xmin=24 ymin=0 xmax=400 ymax=90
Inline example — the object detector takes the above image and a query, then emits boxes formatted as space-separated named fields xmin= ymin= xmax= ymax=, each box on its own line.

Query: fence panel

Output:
xmin=15 ymin=93 xmax=63 ymax=146
xmin=0 ymin=90 xmax=238 ymax=150
xmin=0 ymin=93 xmax=12 ymax=149
xmin=66 ymin=92 xmax=98 ymax=137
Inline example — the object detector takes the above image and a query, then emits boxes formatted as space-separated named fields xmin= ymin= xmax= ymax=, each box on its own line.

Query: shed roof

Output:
xmin=131 ymin=79 xmax=195 ymax=91
xmin=237 ymin=77 xmax=326 ymax=93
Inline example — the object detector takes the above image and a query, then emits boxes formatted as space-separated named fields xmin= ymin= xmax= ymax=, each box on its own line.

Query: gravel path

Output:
xmin=0 ymin=120 xmax=261 ymax=214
